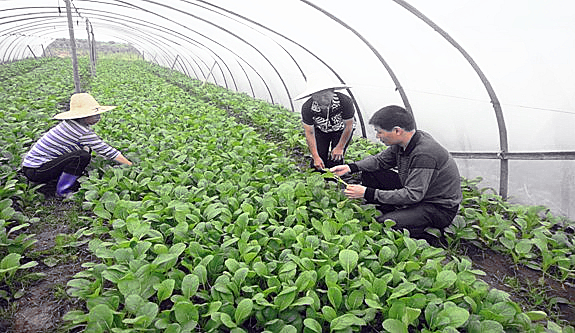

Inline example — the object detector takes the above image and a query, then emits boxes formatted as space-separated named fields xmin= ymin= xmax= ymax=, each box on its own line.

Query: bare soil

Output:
xmin=10 ymin=261 xmax=85 ymax=333
xmin=4 ymin=199 xmax=91 ymax=333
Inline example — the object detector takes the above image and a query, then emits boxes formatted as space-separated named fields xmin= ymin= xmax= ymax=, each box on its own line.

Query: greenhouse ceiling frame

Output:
xmin=1 ymin=0 xmax=574 ymax=200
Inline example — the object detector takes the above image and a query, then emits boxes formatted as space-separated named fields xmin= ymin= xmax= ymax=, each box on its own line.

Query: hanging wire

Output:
xmin=403 ymin=88 xmax=575 ymax=116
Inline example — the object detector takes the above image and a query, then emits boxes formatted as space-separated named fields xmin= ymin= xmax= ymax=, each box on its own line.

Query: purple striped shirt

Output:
xmin=22 ymin=120 xmax=120 ymax=168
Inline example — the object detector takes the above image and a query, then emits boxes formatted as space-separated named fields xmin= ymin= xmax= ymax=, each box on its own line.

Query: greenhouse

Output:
xmin=0 ymin=0 xmax=574 ymax=332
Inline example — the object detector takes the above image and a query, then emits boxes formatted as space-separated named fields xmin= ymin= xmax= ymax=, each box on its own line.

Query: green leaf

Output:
xmin=291 ymin=296 xmax=315 ymax=307
xmin=233 ymin=267 xmax=249 ymax=287
xmin=330 ymin=313 xmax=366 ymax=331
xmin=382 ymin=319 xmax=408 ymax=333
xmin=372 ymin=277 xmax=388 ymax=297
xmin=62 ymin=310 xmax=88 ymax=324
xmin=295 ymin=270 xmax=316 ymax=292
xmin=194 ymin=264 xmax=208 ymax=285
xmin=515 ymin=239 xmax=533 ymax=254
xmin=182 ymin=274 xmax=199 ymax=299
xmin=379 ymin=246 xmax=395 ymax=264
xmin=89 ymin=304 xmax=114 ymax=328
xmin=93 ymin=203 xmax=112 ymax=220
xmin=19 ymin=260 xmax=38 ymax=270
xmin=164 ymin=323 xmax=182 ymax=333
xmin=328 ymin=286 xmax=343 ymax=309
xmin=156 ymin=278 xmax=175 ymax=302
xmin=220 ymin=312 xmax=237 ymax=328
xmin=468 ymin=319 xmax=505 ymax=333
xmin=205 ymin=301 xmax=222 ymax=317
xmin=138 ymin=302 xmax=159 ymax=327
xmin=304 ymin=318 xmax=322 ymax=333
xmin=432 ymin=270 xmax=457 ymax=290
xmin=234 ymin=298 xmax=253 ymax=325
xmin=274 ymin=286 xmax=298 ymax=311
xmin=174 ymin=301 xmax=199 ymax=325
xmin=346 ymin=290 xmax=364 ymax=310
xmin=525 ymin=310 xmax=547 ymax=321
xmin=125 ymin=294 xmax=145 ymax=314
xmin=365 ymin=298 xmax=383 ymax=309
xmin=0 ymin=253 xmax=20 ymax=271
xmin=253 ymin=261 xmax=268 ymax=277
xmin=321 ymin=306 xmax=337 ymax=322
xmin=118 ymin=275 xmax=140 ymax=296
xmin=436 ymin=302 xmax=470 ymax=329
xmin=339 ymin=249 xmax=359 ymax=274
xmin=388 ymin=282 xmax=417 ymax=301
xmin=279 ymin=325 xmax=297 ymax=333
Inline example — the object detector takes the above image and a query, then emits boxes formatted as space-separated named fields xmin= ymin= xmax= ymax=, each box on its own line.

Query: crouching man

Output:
xmin=330 ymin=105 xmax=462 ymax=237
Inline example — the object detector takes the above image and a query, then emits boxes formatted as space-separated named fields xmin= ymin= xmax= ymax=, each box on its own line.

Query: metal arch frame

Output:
xmin=391 ymin=0 xmax=510 ymax=198
xmin=81 ymin=4 xmax=263 ymax=98
xmin=3 ymin=22 xmax=169 ymax=64
xmin=78 ymin=0 xmax=227 ymax=86
xmin=299 ymin=0 xmax=415 ymax=127
xmin=3 ymin=1 xmax=366 ymax=129
xmin=81 ymin=1 xmax=234 ymax=86
xmin=180 ymin=0 xmax=302 ymax=108
xmin=190 ymin=0 xmax=368 ymax=138
xmin=95 ymin=0 xmax=367 ymax=120
xmin=94 ymin=0 xmax=277 ymax=101
xmin=0 ymin=33 xmax=43 ymax=61
xmin=0 ymin=5 xmax=269 ymax=101
xmin=0 ymin=8 xmax=220 ymax=82
xmin=106 ymin=0 xmax=282 ymax=104
xmin=81 ymin=8 xmax=225 ymax=83
xmin=0 ymin=17 xmax=174 ymax=66
xmin=71 ymin=14 xmax=205 ymax=78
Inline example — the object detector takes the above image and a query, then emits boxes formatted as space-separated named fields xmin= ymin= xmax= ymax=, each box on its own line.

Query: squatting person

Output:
xmin=330 ymin=105 xmax=462 ymax=237
xmin=294 ymin=73 xmax=355 ymax=170
xmin=21 ymin=93 xmax=132 ymax=198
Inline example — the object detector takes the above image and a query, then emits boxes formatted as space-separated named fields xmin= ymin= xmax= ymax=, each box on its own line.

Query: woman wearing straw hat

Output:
xmin=21 ymin=93 xmax=132 ymax=198
xmin=294 ymin=73 xmax=355 ymax=170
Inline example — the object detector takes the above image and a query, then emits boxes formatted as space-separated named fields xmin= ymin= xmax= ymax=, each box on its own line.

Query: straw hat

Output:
xmin=53 ymin=93 xmax=116 ymax=120
xmin=293 ymin=73 xmax=350 ymax=101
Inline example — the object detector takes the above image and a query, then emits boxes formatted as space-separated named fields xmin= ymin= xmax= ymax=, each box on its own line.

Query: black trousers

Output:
xmin=362 ymin=169 xmax=458 ymax=236
xmin=311 ymin=129 xmax=353 ymax=169
xmin=22 ymin=149 xmax=91 ymax=184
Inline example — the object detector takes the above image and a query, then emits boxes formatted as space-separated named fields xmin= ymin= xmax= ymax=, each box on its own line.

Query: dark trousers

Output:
xmin=311 ymin=129 xmax=353 ymax=169
xmin=362 ymin=169 xmax=458 ymax=236
xmin=22 ymin=149 xmax=91 ymax=184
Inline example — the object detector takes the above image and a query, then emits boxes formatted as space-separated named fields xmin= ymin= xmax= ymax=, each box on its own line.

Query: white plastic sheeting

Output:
xmin=1 ymin=0 xmax=574 ymax=218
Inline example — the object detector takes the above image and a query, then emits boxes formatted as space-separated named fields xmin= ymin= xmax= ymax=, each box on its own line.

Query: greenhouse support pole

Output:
xmin=202 ymin=61 xmax=217 ymax=87
xmin=299 ymin=0 xmax=414 ymax=124
xmin=91 ymin=24 xmax=97 ymax=71
xmin=86 ymin=19 xmax=96 ymax=76
xmin=171 ymin=55 xmax=180 ymax=70
xmin=27 ymin=45 xmax=37 ymax=59
xmin=64 ymin=0 xmax=81 ymax=93
xmin=392 ymin=0 xmax=509 ymax=199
